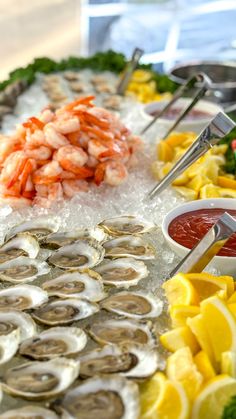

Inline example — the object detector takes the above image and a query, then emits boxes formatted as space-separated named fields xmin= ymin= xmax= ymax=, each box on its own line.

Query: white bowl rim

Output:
xmin=162 ymin=198 xmax=236 ymax=261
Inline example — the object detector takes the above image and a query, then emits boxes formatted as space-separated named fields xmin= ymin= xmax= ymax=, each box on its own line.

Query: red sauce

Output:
xmin=168 ymin=208 xmax=236 ymax=257
xmin=150 ymin=108 xmax=210 ymax=120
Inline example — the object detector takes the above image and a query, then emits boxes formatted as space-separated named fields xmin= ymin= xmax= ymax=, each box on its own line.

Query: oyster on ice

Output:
xmin=20 ymin=326 xmax=87 ymax=359
xmin=0 ymin=406 xmax=59 ymax=418
xmin=42 ymin=271 xmax=106 ymax=302
xmin=0 ymin=233 xmax=39 ymax=263
xmin=0 ymin=328 xmax=20 ymax=365
xmin=32 ymin=298 xmax=99 ymax=326
xmin=2 ymin=357 xmax=80 ymax=400
xmin=5 ymin=217 xmax=59 ymax=242
xmin=79 ymin=343 xmax=159 ymax=379
xmin=42 ymin=227 xmax=107 ymax=249
xmin=48 ymin=240 xmax=105 ymax=270
xmin=57 ymin=375 xmax=140 ymax=419
xmin=95 ymin=258 xmax=148 ymax=288
xmin=0 ymin=257 xmax=50 ymax=283
xmin=99 ymin=215 xmax=155 ymax=236
xmin=103 ymin=236 xmax=155 ymax=260
xmin=100 ymin=291 xmax=163 ymax=319
xmin=0 ymin=284 xmax=48 ymax=310
xmin=88 ymin=319 xmax=156 ymax=346
xmin=0 ymin=309 xmax=37 ymax=341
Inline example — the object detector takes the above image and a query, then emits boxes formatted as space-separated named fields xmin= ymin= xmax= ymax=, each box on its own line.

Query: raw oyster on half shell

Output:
xmin=0 ymin=328 xmax=20 ymax=365
xmin=0 ymin=233 xmax=39 ymax=263
xmin=0 ymin=257 xmax=50 ymax=283
xmin=0 ymin=284 xmax=48 ymax=310
xmin=99 ymin=215 xmax=155 ymax=236
xmin=95 ymin=258 xmax=148 ymax=288
xmin=103 ymin=236 xmax=155 ymax=260
xmin=5 ymin=217 xmax=59 ymax=242
xmin=0 ymin=406 xmax=59 ymax=418
xmin=0 ymin=309 xmax=37 ymax=341
xmin=42 ymin=227 xmax=107 ymax=249
xmin=20 ymin=326 xmax=87 ymax=359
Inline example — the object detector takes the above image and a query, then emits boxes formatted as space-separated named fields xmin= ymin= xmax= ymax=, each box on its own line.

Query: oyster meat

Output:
xmin=2 ymin=357 xmax=80 ymax=400
xmin=79 ymin=343 xmax=159 ymax=379
xmin=0 ymin=406 xmax=59 ymax=418
xmin=0 ymin=284 xmax=48 ymax=310
xmin=20 ymin=326 xmax=87 ymax=359
xmin=5 ymin=217 xmax=59 ymax=242
xmin=48 ymin=240 xmax=105 ymax=270
xmin=88 ymin=319 xmax=155 ymax=346
xmin=42 ymin=270 xmax=106 ymax=302
xmin=42 ymin=227 xmax=107 ymax=249
xmin=0 ymin=309 xmax=37 ymax=341
xmin=95 ymin=258 xmax=148 ymax=288
xmin=32 ymin=298 xmax=99 ymax=326
xmin=103 ymin=236 xmax=155 ymax=260
xmin=99 ymin=215 xmax=155 ymax=236
xmin=0 ymin=257 xmax=50 ymax=283
xmin=58 ymin=375 xmax=140 ymax=419
xmin=100 ymin=291 xmax=163 ymax=319
xmin=0 ymin=328 xmax=20 ymax=365
xmin=0 ymin=233 xmax=39 ymax=263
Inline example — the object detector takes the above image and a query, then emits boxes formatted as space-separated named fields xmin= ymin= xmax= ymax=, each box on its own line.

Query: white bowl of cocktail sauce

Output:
xmin=143 ymin=98 xmax=223 ymax=133
xmin=162 ymin=198 xmax=236 ymax=276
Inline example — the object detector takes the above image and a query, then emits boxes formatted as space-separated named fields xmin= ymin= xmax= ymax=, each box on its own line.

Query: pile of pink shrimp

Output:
xmin=0 ymin=96 xmax=143 ymax=207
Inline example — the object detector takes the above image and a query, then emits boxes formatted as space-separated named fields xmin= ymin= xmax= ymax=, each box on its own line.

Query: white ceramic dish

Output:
xmin=162 ymin=198 xmax=236 ymax=276
xmin=142 ymin=98 xmax=223 ymax=133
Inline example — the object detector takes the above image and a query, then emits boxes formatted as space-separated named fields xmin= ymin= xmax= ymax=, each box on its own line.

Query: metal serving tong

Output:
xmin=116 ymin=47 xmax=144 ymax=95
xmin=148 ymin=111 xmax=235 ymax=200
xmin=168 ymin=212 xmax=236 ymax=278
xmin=141 ymin=72 xmax=212 ymax=137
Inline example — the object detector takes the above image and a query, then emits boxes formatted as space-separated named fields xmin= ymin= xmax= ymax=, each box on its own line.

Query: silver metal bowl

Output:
xmin=169 ymin=61 xmax=236 ymax=104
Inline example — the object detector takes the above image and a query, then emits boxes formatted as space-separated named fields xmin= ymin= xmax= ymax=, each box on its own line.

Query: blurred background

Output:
xmin=1 ymin=0 xmax=236 ymax=80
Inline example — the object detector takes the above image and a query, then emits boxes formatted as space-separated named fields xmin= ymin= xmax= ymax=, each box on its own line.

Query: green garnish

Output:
xmin=220 ymin=113 xmax=236 ymax=176
xmin=222 ymin=395 xmax=236 ymax=419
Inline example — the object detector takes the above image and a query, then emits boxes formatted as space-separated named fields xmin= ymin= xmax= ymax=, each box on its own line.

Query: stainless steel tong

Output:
xmin=148 ymin=111 xmax=235 ymax=200
xmin=168 ymin=212 xmax=236 ymax=278
xmin=116 ymin=48 xmax=144 ymax=95
xmin=141 ymin=72 xmax=212 ymax=137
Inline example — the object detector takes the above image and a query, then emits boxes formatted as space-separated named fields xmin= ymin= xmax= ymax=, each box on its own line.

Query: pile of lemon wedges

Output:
xmin=140 ymin=272 xmax=236 ymax=418
xmin=126 ymin=70 xmax=172 ymax=103
xmin=151 ymin=132 xmax=236 ymax=200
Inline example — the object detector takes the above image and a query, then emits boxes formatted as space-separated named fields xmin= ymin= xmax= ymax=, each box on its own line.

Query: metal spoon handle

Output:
xmin=116 ymin=48 xmax=144 ymax=95
xmin=168 ymin=212 xmax=236 ymax=277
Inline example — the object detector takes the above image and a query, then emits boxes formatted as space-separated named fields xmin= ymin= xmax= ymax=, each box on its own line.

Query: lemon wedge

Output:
xmin=163 ymin=274 xmax=199 ymax=306
xmin=157 ymin=141 xmax=174 ymax=162
xmin=170 ymin=305 xmax=200 ymax=328
xmin=166 ymin=346 xmax=203 ymax=401
xmin=221 ymin=351 xmax=236 ymax=378
xmin=194 ymin=351 xmax=216 ymax=382
xmin=140 ymin=372 xmax=167 ymax=418
xmin=199 ymin=184 xmax=221 ymax=198
xmin=191 ymin=375 xmax=236 ymax=419
xmin=173 ymin=186 xmax=198 ymax=200
xmin=185 ymin=273 xmax=234 ymax=300
xmin=218 ymin=175 xmax=236 ymax=190
xmin=160 ymin=326 xmax=200 ymax=354
xmin=187 ymin=314 xmax=215 ymax=366
xmin=201 ymin=296 xmax=236 ymax=362
xmin=165 ymin=132 xmax=196 ymax=148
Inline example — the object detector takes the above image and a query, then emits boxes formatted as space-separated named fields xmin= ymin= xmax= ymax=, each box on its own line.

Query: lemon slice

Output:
xmin=192 ymin=375 xmax=236 ymax=419
xmin=227 ymin=302 xmax=236 ymax=318
xmin=228 ymin=291 xmax=236 ymax=303
xmin=218 ymin=175 xmax=236 ymax=190
xmin=160 ymin=326 xmax=200 ymax=355
xmin=157 ymin=141 xmax=174 ymax=162
xmin=172 ymin=172 xmax=189 ymax=186
xmin=165 ymin=132 xmax=196 ymax=148
xmin=140 ymin=371 xmax=190 ymax=419
xmin=170 ymin=305 xmax=200 ymax=328
xmin=131 ymin=69 xmax=152 ymax=83
xmin=187 ymin=315 xmax=215 ymax=366
xmin=201 ymin=296 xmax=236 ymax=362
xmin=185 ymin=273 xmax=234 ymax=301
xmin=199 ymin=184 xmax=221 ymax=198
xmin=163 ymin=274 xmax=199 ymax=306
xmin=187 ymin=175 xmax=211 ymax=193
xmin=194 ymin=351 xmax=216 ymax=382
xmin=221 ymin=351 xmax=236 ymax=377
xmin=166 ymin=346 xmax=203 ymax=401
xmin=173 ymin=186 xmax=198 ymax=201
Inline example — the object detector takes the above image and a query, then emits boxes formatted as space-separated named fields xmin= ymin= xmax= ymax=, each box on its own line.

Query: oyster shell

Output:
xmin=88 ymin=319 xmax=156 ymax=346
xmin=2 ymin=357 xmax=80 ymax=400
xmin=20 ymin=326 xmax=87 ymax=359
xmin=94 ymin=258 xmax=148 ymax=288
xmin=42 ymin=227 xmax=107 ymax=249
xmin=42 ymin=270 xmax=106 ymax=302
xmin=0 ymin=328 xmax=20 ymax=365
xmin=79 ymin=343 xmax=159 ymax=379
xmin=5 ymin=217 xmax=59 ymax=242
xmin=0 ymin=309 xmax=37 ymax=341
xmin=0 ymin=257 xmax=50 ymax=283
xmin=48 ymin=240 xmax=105 ymax=270
xmin=0 ymin=233 xmax=39 ymax=263
xmin=99 ymin=215 xmax=155 ymax=236
xmin=100 ymin=291 xmax=163 ymax=319
xmin=0 ymin=284 xmax=48 ymax=310
xmin=57 ymin=375 xmax=140 ymax=419
xmin=32 ymin=298 xmax=99 ymax=326
xmin=103 ymin=236 xmax=155 ymax=260
xmin=0 ymin=406 xmax=59 ymax=419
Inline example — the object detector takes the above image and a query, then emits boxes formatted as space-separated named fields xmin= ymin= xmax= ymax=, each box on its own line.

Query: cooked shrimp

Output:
xmin=87 ymin=155 xmax=99 ymax=168
xmin=0 ymin=151 xmax=27 ymax=188
xmin=26 ymin=129 xmax=47 ymax=147
xmin=127 ymin=135 xmax=143 ymax=152
xmin=62 ymin=179 xmax=89 ymax=198
xmin=95 ymin=160 xmax=128 ymax=186
xmin=33 ymin=161 xmax=62 ymax=185
xmin=25 ymin=146 xmax=52 ymax=161
xmin=54 ymin=145 xmax=92 ymax=178
xmin=88 ymin=140 xmax=109 ymax=160
xmin=52 ymin=117 xmax=80 ymax=135
xmin=44 ymin=124 xmax=69 ymax=149
xmin=40 ymin=109 xmax=55 ymax=124
xmin=0 ymin=136 xmax=22 ymax=166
